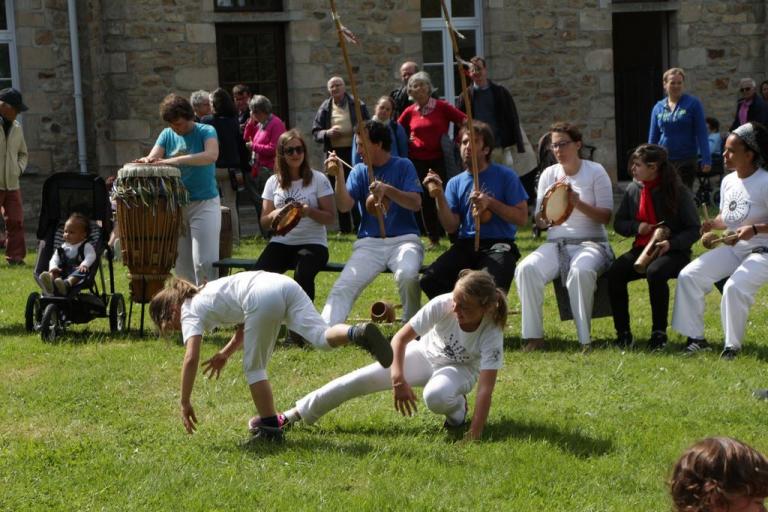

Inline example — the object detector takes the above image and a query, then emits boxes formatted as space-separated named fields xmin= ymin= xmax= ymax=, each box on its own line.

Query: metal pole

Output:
xmin=67 ymin=0 xmax=88 ymax=174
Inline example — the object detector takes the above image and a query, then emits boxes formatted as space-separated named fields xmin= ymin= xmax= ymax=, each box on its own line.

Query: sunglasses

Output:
xmin=283 ymin=146 xmax=305 ymax=156
xmin=741 ymin=87 xmax=754 ymax=92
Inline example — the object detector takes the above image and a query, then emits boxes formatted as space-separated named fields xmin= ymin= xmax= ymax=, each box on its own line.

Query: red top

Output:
xmin=635 ymin=176 xmax=661 ymax=247
xmin=398 ymin=100 xmax=466 ymax=161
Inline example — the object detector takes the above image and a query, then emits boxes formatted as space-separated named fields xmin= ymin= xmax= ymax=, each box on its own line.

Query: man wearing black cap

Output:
xmin=0 ymin=87 xmax=29 ymax=265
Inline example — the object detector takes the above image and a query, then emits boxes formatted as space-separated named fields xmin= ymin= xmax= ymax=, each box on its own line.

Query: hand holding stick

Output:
xmin=328 ymin=0 xmax=386 ymax=238
xmin=701 ymin=230 xmax=738 ymax=249
xmin=441 ymin=0 xmax=480 ymax=250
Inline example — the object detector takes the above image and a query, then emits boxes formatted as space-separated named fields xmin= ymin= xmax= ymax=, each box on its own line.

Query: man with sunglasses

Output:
xmin=730 ymin=78 xmax=768 ymax=131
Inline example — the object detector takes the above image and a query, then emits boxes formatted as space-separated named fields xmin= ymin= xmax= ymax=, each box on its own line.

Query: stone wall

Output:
xmin=11 ymin=0 xmax=768 ymax=241
xmin=485 ymin=0 xmax=617 ymax=181
xmin=284 ymin=0 xmax=422 ymax=166
xmin=676 ymin=0 xmax=767 ymax=130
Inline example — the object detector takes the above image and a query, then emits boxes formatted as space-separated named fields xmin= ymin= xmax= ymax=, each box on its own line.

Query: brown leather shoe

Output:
xmin=522 ymin=339 xmax=546 ymax=352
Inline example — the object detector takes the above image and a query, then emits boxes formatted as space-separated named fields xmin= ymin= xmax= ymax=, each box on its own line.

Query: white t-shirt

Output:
xmin=537 ymin=160 xmax=613 ymax=240
xmin=181 ymin=271 xmax=286 ymax=342
xmin=408 ymin=294 xmax=504 ymax=378
xmin=49 ymin=240 xmax=97 ymax=271
xmin=262 ymin=170 xmax=334 ymax=246
xmin=719 ymin=168 xmax=768 ymax=247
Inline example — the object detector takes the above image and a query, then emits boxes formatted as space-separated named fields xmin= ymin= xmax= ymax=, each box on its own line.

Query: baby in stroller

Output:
xmin=38 ymin=212 xmax=96 ymax=296
xmin=26 ymin=172 xmax=126 ymax=341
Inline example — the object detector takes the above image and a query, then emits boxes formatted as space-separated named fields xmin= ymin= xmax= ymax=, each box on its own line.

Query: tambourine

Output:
xmin=271 ymin=201 xmax=303 ymax=236
xmin=538 ymin=181 xmax=574 ymax=226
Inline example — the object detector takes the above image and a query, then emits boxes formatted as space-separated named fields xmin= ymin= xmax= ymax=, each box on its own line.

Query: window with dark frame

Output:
xmin=214 ymin=0 xmax=283 ymax=12
xmin=216 ymin=23 xmax=289 ymax=123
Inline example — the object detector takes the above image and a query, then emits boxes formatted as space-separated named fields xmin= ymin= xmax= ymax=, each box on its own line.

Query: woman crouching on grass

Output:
xmin=250 ymin=269 xmax=506 ymax=441
xmin=149 ymin=271 xmax=393 ymax=442
xmin=670 ymin=437 xmax=768 ymax=512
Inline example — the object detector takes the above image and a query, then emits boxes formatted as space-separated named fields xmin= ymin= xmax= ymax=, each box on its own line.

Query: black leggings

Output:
xmin=420 ymin=238 xmax=520 ymax=299
xmin=411 ymin=157 xmax=446 ymax=244
xmin=606 ymin=246 xmax=690 ymax=334
xmin=253 ymin=242 xmax=329 ymax=301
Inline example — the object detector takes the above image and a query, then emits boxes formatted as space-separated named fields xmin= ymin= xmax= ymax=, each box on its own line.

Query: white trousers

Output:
xmin=515 ymin=241 xmax=609 ymax=344
xmin=242 ymin=276 xmax=330 ymax=384
xmin=175 ymin=197 xmax=221 ymax=286
xmin=672 ymin=244 xmax=768 ymax=349
xmin=321 ymin=234 xmax=424 ymax=324
xmin=295 ymin=339 xmax=474 ymax=425
xmin=216 ymin=168 xmax=240 ymax=244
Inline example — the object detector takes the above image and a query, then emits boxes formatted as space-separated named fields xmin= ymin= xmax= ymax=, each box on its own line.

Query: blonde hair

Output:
xmin=664 ymin=67 xmax=686 ymax=83
xmin=455 ymin=269 xmax=508 ymax=328
xmin=149 ymin=277 xmax=202 ymax=331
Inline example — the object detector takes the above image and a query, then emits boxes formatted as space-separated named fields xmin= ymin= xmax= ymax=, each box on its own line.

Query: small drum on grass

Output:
xmin=538 ymin=180 xmax=574 ymax=227
xmin=113 ymin=163 xmax=189 ymax=303
xmin=271 ymin=201 xmax=303 ymax=236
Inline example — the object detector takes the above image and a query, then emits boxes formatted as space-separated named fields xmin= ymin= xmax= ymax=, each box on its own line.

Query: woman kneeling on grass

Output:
xmin=250 ymin=269 xmax=506 ymax=441
xmin=149 ymin=271 xmax=393 ymax=442
xmin=670 ymin=437 xmax=768 ymax=512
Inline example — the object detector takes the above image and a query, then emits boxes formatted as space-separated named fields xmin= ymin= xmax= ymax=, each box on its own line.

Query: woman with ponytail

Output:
xmin=673 ymin=122 xmax=768 ymax=359
xmin=606 ymin=144 xmax=700 ymax=350
xmin=149 ymin=271 xmax=393 ymax=442
xmin=258 ymin=269 xmax=506 ymax=441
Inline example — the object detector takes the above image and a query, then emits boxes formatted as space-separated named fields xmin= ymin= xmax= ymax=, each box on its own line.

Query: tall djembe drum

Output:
xmin=113 ymin=163 xmax=190 ymax=303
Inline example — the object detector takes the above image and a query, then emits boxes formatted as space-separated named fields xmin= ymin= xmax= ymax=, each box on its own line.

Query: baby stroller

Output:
xmin=25 ymin=172 xmax=127 ymax=342
xmin=694 ymin=153 xmax=725 ymax=207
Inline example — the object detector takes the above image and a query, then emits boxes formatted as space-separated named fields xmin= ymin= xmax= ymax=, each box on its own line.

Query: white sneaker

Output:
xmin=39 ymin=271 xmax=54 ymax=295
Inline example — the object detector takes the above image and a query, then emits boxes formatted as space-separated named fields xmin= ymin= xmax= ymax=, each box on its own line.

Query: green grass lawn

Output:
xmin=1 ymin=229 xmax=767 ymax=511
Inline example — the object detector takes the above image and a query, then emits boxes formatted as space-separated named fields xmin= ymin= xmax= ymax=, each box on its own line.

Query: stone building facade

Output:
xmin=10 ymin=0 xmax=768 ymax=233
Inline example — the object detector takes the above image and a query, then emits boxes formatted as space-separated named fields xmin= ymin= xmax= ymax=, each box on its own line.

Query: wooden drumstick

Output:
xmin=333 ymin=154 xmax=354 ymax=171
xmin=702 ymin=203 xmax=710 ymax=221
xmin=701 ymin=231 xmax=738 ymax=249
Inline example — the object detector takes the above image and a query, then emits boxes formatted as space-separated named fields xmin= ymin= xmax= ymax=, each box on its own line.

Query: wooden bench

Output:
xmin=213 ymin=257 xmax=429 ymax=274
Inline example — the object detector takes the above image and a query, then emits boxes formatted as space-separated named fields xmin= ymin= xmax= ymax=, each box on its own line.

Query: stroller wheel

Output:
xmin=25 ymin=292 xmax=42 ymax=332
xmin=40 ymin=304 xmax=63 ymax=342
xmin=109 ymin=293 xmax=126 ymax=334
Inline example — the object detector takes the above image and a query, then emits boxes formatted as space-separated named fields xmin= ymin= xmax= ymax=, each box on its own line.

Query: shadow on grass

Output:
xmin=503 ymin=335 xmax=609 ymax=353
xmin=312 ymin=422 xmax=439 ymax=439
xmin=223 ymin=434 xmax=376 ymax=457
xmin=0 ymin=322 xmax=152 ymax=345
xmin=482 ymin=416 xmax=614 ymax=458
xmin=0 ymin=324 xmax=28 ymax=336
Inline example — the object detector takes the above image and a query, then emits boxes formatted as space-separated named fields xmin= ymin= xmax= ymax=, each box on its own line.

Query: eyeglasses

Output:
xmin=551 ymin=141 xmax=574 ymax=150
xmin=283 ymin=146 xmax=304 ymax=156
xmin=741 ymin=87 xmax=754 ymax=92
